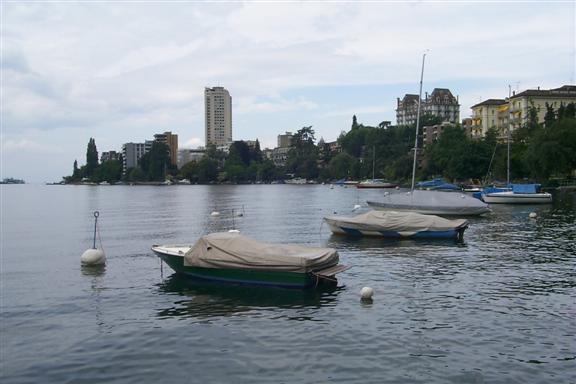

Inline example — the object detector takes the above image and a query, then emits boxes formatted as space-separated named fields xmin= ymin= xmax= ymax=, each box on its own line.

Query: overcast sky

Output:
xmin=2 ymin=1 xmax=575 ymax=182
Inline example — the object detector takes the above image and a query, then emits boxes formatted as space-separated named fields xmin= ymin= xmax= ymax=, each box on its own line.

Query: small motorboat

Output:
xmin=152 ymin=232 xmax=349 ymax=288
xmin=324 ymin=210 xmax=469 ymax=240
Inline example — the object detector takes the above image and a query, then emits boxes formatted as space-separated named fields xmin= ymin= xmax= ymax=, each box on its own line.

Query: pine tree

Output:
xmin=86 ymin=138 xmax=99 ymax=177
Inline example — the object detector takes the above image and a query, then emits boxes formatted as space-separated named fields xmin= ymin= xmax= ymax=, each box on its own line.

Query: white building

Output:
xmin=122 ymin=141 xmax=152 ymax=173
xmin=177 ymin=148 xmax=206 ymax=168
xmin=205 ymin=87 xmax=232 ymax=147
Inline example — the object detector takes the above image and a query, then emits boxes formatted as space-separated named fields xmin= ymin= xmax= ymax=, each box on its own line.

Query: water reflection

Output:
xmin=155 ymin=274 xmax=343 ymax=320
xmin=327 ymin=234 xmax=467 ymax=251
xmin=80 ymin=264 xmax=106 ymax=277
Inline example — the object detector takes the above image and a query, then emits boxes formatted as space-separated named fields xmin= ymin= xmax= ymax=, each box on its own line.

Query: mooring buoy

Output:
xmin=81 ymin=211 xmax=106 ymax=266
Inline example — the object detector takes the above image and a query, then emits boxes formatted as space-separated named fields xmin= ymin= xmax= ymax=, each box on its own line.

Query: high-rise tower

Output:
xmin=204 ymin=87 xmax=232 ymax=147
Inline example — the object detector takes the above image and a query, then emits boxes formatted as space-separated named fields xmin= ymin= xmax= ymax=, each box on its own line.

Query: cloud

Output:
xmin=235 ymin=96 xmax=318 ymax=114
xmin=97 ymin=41 xmax=203 ymax=78
xmin=182 ymin=137 xmax=203 ymax=149
xmin=1 ymin=138 xmax=64 ymax=154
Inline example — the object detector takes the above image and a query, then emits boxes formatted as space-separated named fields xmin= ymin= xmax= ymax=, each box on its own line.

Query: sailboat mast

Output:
xmin=411 ymin=53 xmax=426 ymax=191
xmin=372 ymin=145 xmax=375 ymax=180
xmin=507 ymin=85 xmax=511 ymax=187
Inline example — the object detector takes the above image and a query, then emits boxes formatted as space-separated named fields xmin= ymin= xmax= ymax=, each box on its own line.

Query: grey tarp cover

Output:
xmin=324 ymin=210 xmax=468 ymax=236
xmin=184 ymin=232 xmax=339 ymax=273
xmin=367 ymin=190 xmax=491 ymax=216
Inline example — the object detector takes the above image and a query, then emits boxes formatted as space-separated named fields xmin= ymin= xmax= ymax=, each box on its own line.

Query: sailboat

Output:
xmin=357 ymin=146 xmax=398 ymax=188
xmin=367 ymin=54 xmax=491 ymax=217
xmin=480 ymin=116 xmax=552 ymax=204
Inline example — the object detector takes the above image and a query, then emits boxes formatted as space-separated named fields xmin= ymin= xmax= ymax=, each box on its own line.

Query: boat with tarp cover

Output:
xmin=367 ymin=190 xmax=491 ymax=217
xmin=324 ymin=210 xmax=468 ymax=240
xmin=152 ymin=232 xmax=349 ymax=288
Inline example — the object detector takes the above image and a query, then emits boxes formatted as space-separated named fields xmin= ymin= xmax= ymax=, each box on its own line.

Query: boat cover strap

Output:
xmin=314 ymin=264 xmax=350 ymax=277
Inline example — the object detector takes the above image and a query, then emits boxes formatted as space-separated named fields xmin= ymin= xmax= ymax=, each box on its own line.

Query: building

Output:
xmin=396 ymin=89 xmax=460 ymax=126
xmin=470 ymin=99 xmax=508 ymax=138
xmin=122 ymin=141 xmax=152 ymax=173
xmin=154 ymin=131 xmax=178 ymax=167
xmin=271 ymin=147 xmax=290 ymax=167
xmin=277 ymin=132 xmax=293 ymax=148
xmin=100 ymin=151 xmax=120 ymax=163
xmin=396 ymin=94 xmax=420 ymax=126
xmin=177 ymin=148 xmax=206 ymax=168
xmin=509 ymin=85 xmax=576 ymax=130
xmin=469 ymin=85 xmax=576 ymax=138
xmin=422 ymin=122 xmax=453 ymax=148
xmin=205 ymin=87 xmax=232 ymax=147
xmin=424 ymin=88 xmax=460 ymax=124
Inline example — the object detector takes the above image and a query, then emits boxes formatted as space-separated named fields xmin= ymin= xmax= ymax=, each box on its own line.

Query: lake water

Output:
xmin=1 ymin=184 xmax=575 ymax=383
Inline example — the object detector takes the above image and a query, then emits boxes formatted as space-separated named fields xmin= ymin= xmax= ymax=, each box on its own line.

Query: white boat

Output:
xmin=367 ymin=189 xmax=491 ymax=216
xmin=365 ymin=54 xmax=490 ymax=217
xmin=324 ymin=210 xmax=468 ymax=240
xmin=482 ymin=184 xmax=552 ymax=204
xmin=356 ymin=179 xmax=398 ymax=189
xmin=285 ymin=178 xmax=307 ymax=184
xmin=479 ymin=98 xmax=553 ymax=205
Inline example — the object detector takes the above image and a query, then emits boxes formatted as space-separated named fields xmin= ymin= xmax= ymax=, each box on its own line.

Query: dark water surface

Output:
xmin=1 ymin=184 xmax=574 ymax=383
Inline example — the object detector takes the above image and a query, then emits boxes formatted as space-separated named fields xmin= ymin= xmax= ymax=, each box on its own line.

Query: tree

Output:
xmin=544 ymin=103 xmax=556 ymax=127
xmin=352 ymin=115 xmax=359 ymax=130
xmin=85 ymin=138 xmax=99 ymax=178
xmin=286 ymin=126 xmax=319 ymax=179
xmin=139 ymin=142 xmax=171 ymax=181
xmin=329 ymin=152 xmax=357 ymax=179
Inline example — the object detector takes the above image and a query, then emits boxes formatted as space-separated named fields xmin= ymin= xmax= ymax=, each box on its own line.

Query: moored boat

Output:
xmin=356 ymin=179 xmax=398 ymax=189
xmin=481 ymin=184 xmax=552 ymax=204
xmin=367 ymin=189 xmax=492 ymax=217
xmin=324 ymin=210 xmax=468 ymax=240
xmin=152 ymin=232 xmax=349 ymax=288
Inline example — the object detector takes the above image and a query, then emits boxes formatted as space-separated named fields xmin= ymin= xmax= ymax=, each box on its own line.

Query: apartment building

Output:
xmin=122 ymin=141 xmax=152 ymax=173
xmin=470 ymin=99 xmax=508 ymax=138
xmin=396 ymin=88 xmax=460 ymax=126
xmin=470 ymin=85 xmax=576 ymax=138
xmin=509 ymin=85 xmax=576 ymax=130
xmin=154 ymin=131 xmax=178 ymax=167
xmin=205 ymin=87 xmax=232 ymax=147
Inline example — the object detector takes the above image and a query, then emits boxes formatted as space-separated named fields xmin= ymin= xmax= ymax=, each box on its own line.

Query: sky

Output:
xmin=2 ymin=1 xmax=575 ymax=183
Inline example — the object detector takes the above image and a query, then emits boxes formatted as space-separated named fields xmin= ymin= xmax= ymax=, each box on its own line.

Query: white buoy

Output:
xmin=81 ymin=248 xmax=106 ymax=265
xmin=81 ymin=211 xmax=106 ymax=266
xmin=353 ymin=204 xmax=361 ymax=210
xmin=529 ymin=212 xmax=537 ymax=218
xmin=228 ymin=229 xmax=240 ymax=233
xmin=210 ymin=211 xmax=220 ymax=216
xmin=360 ymin=286 xmax=374 ymax=300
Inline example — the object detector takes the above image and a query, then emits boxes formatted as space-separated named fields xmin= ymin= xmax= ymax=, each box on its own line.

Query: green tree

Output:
xmin=286 ymin=126 xmax=319 ymax=179
xmin=329 ymin=152 xmax=357 ymax=180
xmin=197 ymin=158 xmax=218 ymax=183
xmin=139 ymin=142 xmax=171 ymax=181
xmin=85 ymin=138 xmax=99 ymax=178
xmin=544 ymin=103 xmax=556 ymax=127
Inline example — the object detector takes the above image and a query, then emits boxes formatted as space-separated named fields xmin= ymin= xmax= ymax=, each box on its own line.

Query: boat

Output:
xmin=479 ymin=104 xmax=552 ymax=204
xmin=285 ymin=177 xmax=307 ymax=185
xmin=481 ymin=183 xmax=552 ymax=204
xmin=365 ymin=54 xmax=491 ymax=217
xmin=1 ymin=178 xmax=25 ymax=184
xmin=416 ymin=178 xmax=460 ymax=191
xmin=367 ymin=189 xmax=491 ymax=216
xmin=152 ymin=232 xmax=349 ymax=288
xmin=356 ymin=179 xmax=398 ymax=189
xmin=324 ymin=210 xmax=468 ymax=240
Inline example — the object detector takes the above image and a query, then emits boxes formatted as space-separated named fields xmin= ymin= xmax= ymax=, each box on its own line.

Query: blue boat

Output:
xmin=324 ymin=210 xmax=468 ymax=240
xmin=416 ymin=178 xmax=461 ymax=191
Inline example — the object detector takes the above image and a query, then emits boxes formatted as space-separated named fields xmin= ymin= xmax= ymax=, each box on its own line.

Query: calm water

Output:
xmin=1 ymin=184 xmax=575 ymax=384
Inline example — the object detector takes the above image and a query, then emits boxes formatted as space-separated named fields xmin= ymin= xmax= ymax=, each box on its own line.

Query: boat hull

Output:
xmin=154 ymin=250 xmax=341 ymax=289
xmin=481 ymin=192 xmax=553 ymax=204
xmin=324 ymin=219 xmax=466 ymax=240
